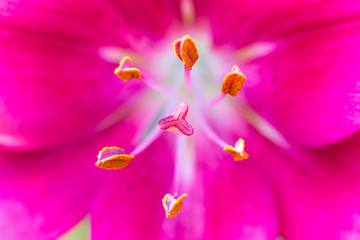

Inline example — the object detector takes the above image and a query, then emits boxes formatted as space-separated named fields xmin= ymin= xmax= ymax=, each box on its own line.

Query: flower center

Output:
xmin=96 ymin=34 xmax=259 ymax=219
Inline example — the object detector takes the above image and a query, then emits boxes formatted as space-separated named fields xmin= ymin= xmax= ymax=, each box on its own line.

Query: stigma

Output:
xmin=173 ymin=35 xmax=199 ymax=71
xmin=162 ymin=193 xmax=187 ymax=218
xmin=224 ymin=138 xmax=249 ymax=161
xmin=114 ymin=56 xmax=141 ymax=81
xmin=158 ymin=102 xmax=194 ymax=136
xmin=95 ymin=146 xmax=134 ymax=170
xmin=221 ymin=65 xmax=246 ymax=97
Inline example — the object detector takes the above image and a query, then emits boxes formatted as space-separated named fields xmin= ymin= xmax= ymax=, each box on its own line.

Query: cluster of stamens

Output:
xmin=96 ymin=35 xmax=248 ymax=218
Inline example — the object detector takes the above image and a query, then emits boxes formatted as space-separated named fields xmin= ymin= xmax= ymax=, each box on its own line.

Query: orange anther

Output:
xmin=95 ymin=146 xmax=134 ymax=170
xmin=162 ymin=193 xmax=187 ymax=218
xmin=114 ymin=56 xmax=141 ymax=81
xmin=173 ymin=35 xmax=199 ymax=70
xmin=224 ymin=138 xmax=249 ymax=161
xmin=221 ymin=65 xmax=246 ymax=97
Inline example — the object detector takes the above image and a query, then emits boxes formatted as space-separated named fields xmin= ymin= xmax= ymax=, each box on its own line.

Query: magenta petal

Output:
xmin=202 ymin=0 xmax=360 ymax=146
xmin=249 ymin=2 xmax=360 ymax=147
xmin=0 ymin=0 xmax=182 ymax=150
xmin=0 ymin=1 xmax=127 ymax=150
xmin=0 ymin=120 xmax=137 ymax=239
xmin=109 ymin=0 xmax=182 ymax=39
xmin=158 ymin=137 xmax=279 ymax=240
xmin=91 ymin=136 xmax=174 ymax=240
xmin=250 ymin=128 xmax=360 ymax=240
xmin=198 ymin=146 xmax=279 ymax=239
xmin=246 ymin=18 xmax=360 ymax=146
xmin=0 ymin=148 xmax=101 ymax=240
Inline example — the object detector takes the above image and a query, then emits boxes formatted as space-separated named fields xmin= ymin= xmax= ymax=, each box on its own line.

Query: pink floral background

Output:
xmin=0 ymin=0 xmax=360 ymax=239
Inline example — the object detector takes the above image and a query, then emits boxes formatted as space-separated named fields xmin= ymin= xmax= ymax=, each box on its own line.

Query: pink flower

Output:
xmin=1 ymin=0 xmax=360 ymax=239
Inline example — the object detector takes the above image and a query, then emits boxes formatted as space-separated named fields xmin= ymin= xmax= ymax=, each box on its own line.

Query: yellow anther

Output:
xmin=221 ymin=65 xmax=246 ymax=97
xmin=162 ymin=193 xmax=187 ymax=218
xmin=114 ymin=56 xmax=141 ymax=81
xmin=95 ymin=146 xmax=134 ymax=170
xmin=224 ymin=138 xmax=249 ymax=161
xmin=173 ymin=35 xmax=199 ymax=70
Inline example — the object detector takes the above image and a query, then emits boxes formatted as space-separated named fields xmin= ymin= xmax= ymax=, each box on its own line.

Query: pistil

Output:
xmin=158 ymin=102 xmax=194 ymax=136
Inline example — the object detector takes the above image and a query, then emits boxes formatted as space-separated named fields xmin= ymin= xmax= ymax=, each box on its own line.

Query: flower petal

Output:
xmin=0 ymin=0 xmax=182 ymax=150
xmin=0 ymin=120 xmax=136 ymax=239
xmin=250 ymin=128 xmax=360 ymax=240
xmin=109 ymin=0 xmax=182 ymax=39
xmin=201 ymin=0 xmax=360 ymax=146
xmin=90 ymin=135 xmax=174 ymax=240
xmin=246 ymin=18 xmax=360 ymax=146
xmin=194 ymin=138 xmax=279 ymax=240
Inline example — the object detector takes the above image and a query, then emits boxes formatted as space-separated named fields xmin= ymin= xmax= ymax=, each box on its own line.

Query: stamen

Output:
xmin=114 ymin=56 xmax=171 ymax=93
xmin=173 ymin=35 xmax=199 ymax=71
xmin=158 ymin=102 xmax=194 ymax=136
xmin=114 ymin=56 xmax=141 ymax=81
xmin=195 ymin=110 xmax=249 ymax=162
xmin=95 ymin=146 xmax=134 ymax=170
xmin=223 ymin=138 xmax=249 ymax=161
xmin=221 ymin=65 xmax=246 ymax=97
xmin=162 ymin=193 xmax=187 ymax=218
